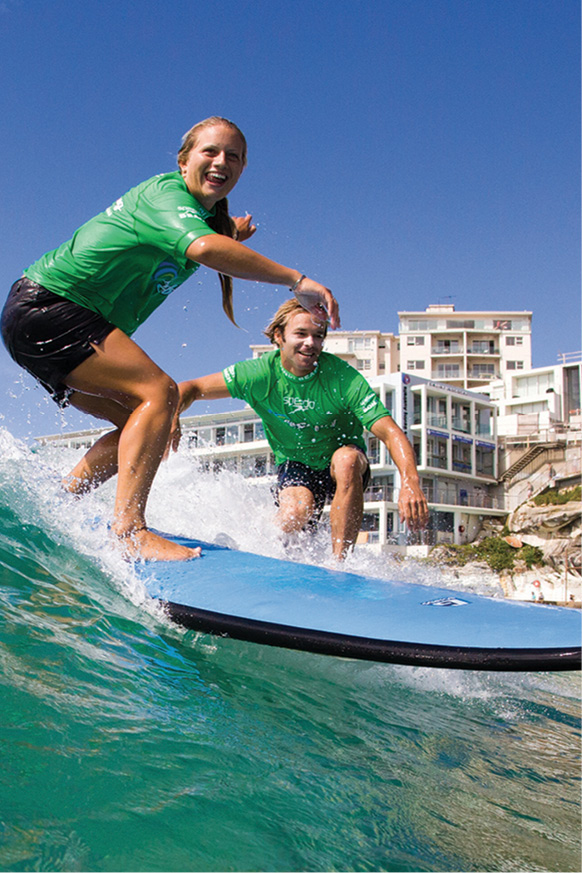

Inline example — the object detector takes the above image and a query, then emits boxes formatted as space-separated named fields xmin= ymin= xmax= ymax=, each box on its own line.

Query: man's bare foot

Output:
xmin=113 ymin=527 xmax=201 ymax=561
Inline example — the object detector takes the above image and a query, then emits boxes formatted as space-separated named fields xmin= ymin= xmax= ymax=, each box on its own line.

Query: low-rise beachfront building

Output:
xmin=488 ymin=355 xmax=582 ymax=509
xmin=489 ymin=356 xmax=581 ymax=438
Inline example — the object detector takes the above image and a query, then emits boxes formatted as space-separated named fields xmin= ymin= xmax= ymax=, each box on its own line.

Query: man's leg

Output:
xmin=275 ymin=485 xmax=316 ymax=533
xmin=329 ymin=446 xmax=369 ymax=560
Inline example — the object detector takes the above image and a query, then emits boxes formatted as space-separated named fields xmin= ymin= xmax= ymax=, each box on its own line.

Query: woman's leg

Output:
xmin=63 ymin=393 xmax=129 ymax=494
xmin=65 ymin=329 xmax=200 ymax=561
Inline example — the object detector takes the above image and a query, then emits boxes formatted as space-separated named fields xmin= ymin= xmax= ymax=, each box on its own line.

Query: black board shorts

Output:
xmin=1 ymin=277 xmax=116 ymax=407
xmin=273 ymin=452 xmax=371 ymax=527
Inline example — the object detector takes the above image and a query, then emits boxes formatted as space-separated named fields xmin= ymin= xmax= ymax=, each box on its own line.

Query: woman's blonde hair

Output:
xmin=178 ymin=117 xmax=247 ymax=327
xmin=264 ymin=298 xmax=328 ymax=345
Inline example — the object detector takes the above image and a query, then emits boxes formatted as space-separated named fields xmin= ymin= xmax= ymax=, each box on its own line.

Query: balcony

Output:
xmin=468 ymin=370 xmax=500 ymax=381
xmin=363 ymin=483 xmax=503 ymax=510
xmin=451 ymin=417 xmax=471 ymax=434
xmin=432 ymin=345 xmax=463 ymax=356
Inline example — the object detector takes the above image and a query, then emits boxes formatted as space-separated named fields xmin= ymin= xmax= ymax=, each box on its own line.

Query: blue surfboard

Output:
xmin=140 ymin=535 xmax=581 ymax=671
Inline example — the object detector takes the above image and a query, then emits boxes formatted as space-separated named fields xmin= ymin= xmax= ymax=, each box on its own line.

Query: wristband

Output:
xmin=290 ymin=274 xmax=306 ymax=293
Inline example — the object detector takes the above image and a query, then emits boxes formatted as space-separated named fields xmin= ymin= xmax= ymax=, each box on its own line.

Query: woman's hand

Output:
xmin=294 ymin=277 xmax=340 ymax=329
xmin=232 ymin=213 xmax=257 ymax=242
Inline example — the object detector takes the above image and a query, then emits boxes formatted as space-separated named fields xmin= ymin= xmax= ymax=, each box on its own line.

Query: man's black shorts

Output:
xmin=1 ymin=277 xmax=115 ymax=406
xmin=272 ymin=452 xmax=371 ymax=525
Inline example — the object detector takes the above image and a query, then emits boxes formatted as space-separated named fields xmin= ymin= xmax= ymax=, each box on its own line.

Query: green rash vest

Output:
xmin=223 ymin=350 xmax=390 ymax=470
xmin=24 ymin=172 xmax=217 ymax=336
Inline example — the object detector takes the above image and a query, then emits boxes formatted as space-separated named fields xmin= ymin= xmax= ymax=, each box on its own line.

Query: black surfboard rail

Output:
xmin=163 ymin=600 xmax=582 ymax=672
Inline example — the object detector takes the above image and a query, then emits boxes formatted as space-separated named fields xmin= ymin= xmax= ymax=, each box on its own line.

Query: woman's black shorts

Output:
xmin=1 ymin=277 xmax=115 ymax=407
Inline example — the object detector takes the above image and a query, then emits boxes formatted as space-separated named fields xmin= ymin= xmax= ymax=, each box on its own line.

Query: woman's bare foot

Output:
xmin=113 ymin=526 xmax=202 ymax=561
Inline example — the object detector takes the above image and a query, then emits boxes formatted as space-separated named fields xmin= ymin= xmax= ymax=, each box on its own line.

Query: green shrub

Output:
xmin=429 ymin=536 xmax=546 ymax=573
xmin=518 ymin=543 xmax=544 ymax=568
xmin=473 ymin=537 xmax=516 ymax=572
xmin=534 ymin=485 xmax=581 ymax=506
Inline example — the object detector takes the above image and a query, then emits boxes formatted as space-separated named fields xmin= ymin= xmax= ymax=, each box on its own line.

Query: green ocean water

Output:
xmin=0 ymin=429 xmax=580 ymax=872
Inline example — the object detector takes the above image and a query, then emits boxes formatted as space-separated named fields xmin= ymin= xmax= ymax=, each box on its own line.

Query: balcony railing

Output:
xmin=363 ymin=484 xmax=503 ymax=510
xmin=451 ymin=418 xmax=471 ymax=433
xmin=467 ymin=346 xmax=499 ymax=356
xmin=432 ymin=346 xmax=463 ymax=355
xmin=427 ymin=413 xmax=448 ymax=428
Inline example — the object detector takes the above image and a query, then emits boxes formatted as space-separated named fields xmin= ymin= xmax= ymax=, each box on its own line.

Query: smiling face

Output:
xmin=178 ymin=122 xmax=246 ymax=209
xmin=274 ymin=310 xmax=327 ymax=377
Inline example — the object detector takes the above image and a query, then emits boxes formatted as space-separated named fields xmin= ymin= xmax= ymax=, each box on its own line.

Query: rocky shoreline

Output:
xmin=427 ymin=497 xmax=581 ymax=606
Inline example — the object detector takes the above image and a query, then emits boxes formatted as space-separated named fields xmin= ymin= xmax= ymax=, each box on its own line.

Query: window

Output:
xmin=475 ymin=408 xmax=492 ymax=436
xmin=506 ymin=336 xmax=523 ymax=346
xmin=254 ymin=421 xmax=265 ymax=440
xmin=197 ymin=427 xmax=212 ymax=446
xmin=243 ymin=423 xmax=254 ymax=442
xmin=452 ymin=440 xmax=472 ymax=473
xmin=407 ymin=336 xmax=425 ymax=346
xmin=452 ymin=402 xmax=471 ymax=434
xmin=226 ymin=425 xmax=239 ymax=444
xmin=506 ymin=361 xmax=524 ymax=370
xmin=407 ymin=360 xmax=425 ymax=370
xmin=447 ymin=319 xmax=474 ymax=328
xmin=435 ymin=339 xmax=461 ymax=354
xmin=470 ymin=340 xmax=495 ymax=354
xmin=348 ymin=337 xmax=373 ymax=351
xmin=427 ymin=435 xmax=448 ymax=469
xmin=471 ymin=363 xmax=495 ymax=376
xmin=413 ymin=392 xmax=422 ymax=425
xmin=427 ymin=396 xmax=447 ymax=428
xmin=476 ymin=443 xmax=495 ymax=476
xmin=367 ymin=436 xmax=381 ymax=464
xmin=436 ymin=363 xmax=460 ymax=378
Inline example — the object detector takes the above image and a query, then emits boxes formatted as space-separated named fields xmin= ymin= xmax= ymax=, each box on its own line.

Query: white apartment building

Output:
xmin=398 ymin=303 xmax=532 ymax=395
xmin=489 ymin=358 xmax=581 ymax=437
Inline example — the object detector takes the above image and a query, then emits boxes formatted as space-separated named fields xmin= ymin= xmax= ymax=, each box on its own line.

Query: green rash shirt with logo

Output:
xmin=223 ymin=350 xmax=390 ymax=470
xmin=24 ymin=172 xmax=217 ymax=336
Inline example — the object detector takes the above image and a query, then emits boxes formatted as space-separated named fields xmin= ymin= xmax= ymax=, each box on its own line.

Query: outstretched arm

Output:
xmin=167 ymin=372 xmax=231 ymax=454
xmin=179 ymin=372 xmax=231 ymax=413
xmin=370 ymin=416 xmax=429 ymax=531
xmin=185 ymin=234 xmax=340 ymax=329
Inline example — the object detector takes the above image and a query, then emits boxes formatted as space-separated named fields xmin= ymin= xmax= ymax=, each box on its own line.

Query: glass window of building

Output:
xmin=226 ymin=425 xmax=239 ymax=444
xmin=427 ymin=435 xmax=448 ymax=469
xmin=476 ymin=443 xmax=495 ymax=477
xmin=452 ymin=440 xmax=472 ymax=473
xmin=427 ymin=396 xmax=447 ymax=428
xmin=452 ymin=402 xmax=471 ymax=433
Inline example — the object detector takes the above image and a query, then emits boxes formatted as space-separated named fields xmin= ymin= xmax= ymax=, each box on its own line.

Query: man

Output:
xmin=179 ymin=299 xmax=428 ymax=559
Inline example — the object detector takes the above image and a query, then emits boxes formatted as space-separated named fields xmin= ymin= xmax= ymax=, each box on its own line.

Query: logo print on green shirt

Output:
xmin=153 ymin=261 xmax=180 ymax=296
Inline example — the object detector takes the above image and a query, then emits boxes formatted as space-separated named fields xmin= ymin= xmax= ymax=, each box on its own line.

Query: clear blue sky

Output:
xmin=0 ymin=0 xmax=579 ymax=440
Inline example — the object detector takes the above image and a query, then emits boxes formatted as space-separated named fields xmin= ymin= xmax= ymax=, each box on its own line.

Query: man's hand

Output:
xmin=398 ymin=478 xmax=429 ymax=531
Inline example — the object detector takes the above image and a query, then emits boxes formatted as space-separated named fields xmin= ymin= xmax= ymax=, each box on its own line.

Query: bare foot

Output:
xmin=113 ymin=527 xmax=202 ymax=561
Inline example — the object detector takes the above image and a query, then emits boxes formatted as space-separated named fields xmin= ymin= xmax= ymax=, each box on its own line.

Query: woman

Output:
xmin=1 ymin=117 xmax=339 ymax=561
